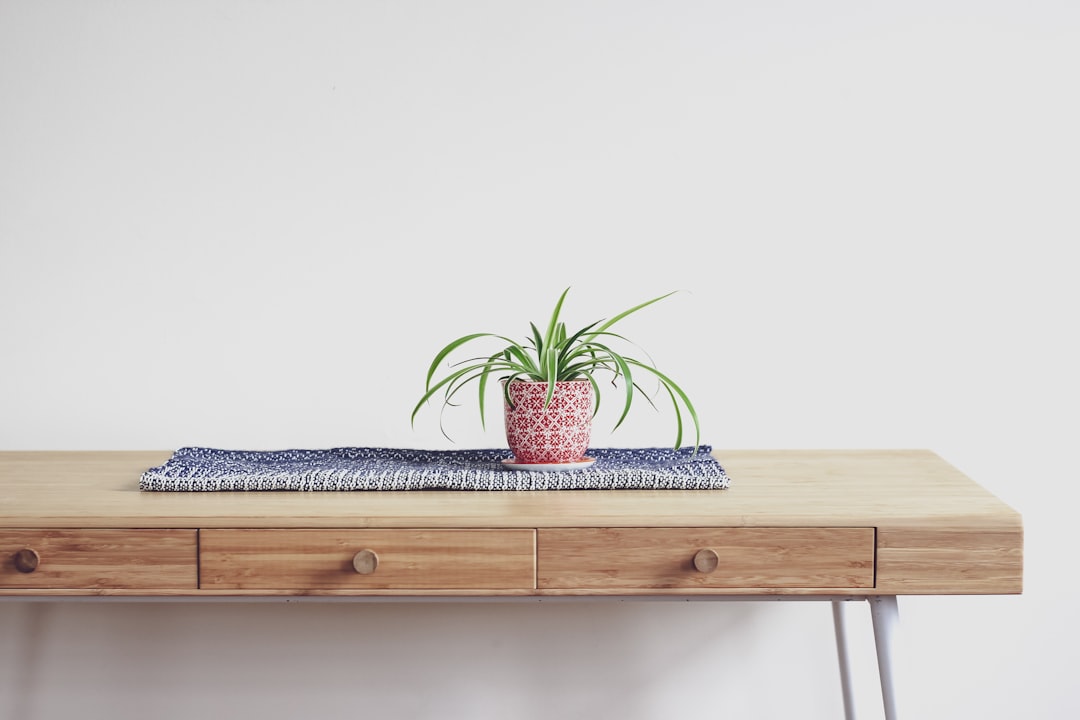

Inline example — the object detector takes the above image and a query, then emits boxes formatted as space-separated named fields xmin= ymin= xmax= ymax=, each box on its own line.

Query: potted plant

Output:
xmin=411 ymin=288 xmax=701 ymax=466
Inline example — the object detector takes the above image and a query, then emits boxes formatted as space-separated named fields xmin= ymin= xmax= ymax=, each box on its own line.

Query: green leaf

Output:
xmin=584 ymin=291 xmax=679 ymax=342
xmin=624 ymin=358 xmax=701 ymax=453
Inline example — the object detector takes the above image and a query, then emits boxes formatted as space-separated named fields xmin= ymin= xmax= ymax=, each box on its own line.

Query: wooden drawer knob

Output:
xmin=352 ymin=549 xmax=379 ymax=575
xmin=13 ymin=548 xmax=40 ymax=573
xmin=693 ymin=548 xmax=720 ymax=573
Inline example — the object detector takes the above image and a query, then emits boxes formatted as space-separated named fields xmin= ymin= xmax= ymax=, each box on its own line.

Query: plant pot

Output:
xmin=502 ymin=379 xmax=594 ymax=464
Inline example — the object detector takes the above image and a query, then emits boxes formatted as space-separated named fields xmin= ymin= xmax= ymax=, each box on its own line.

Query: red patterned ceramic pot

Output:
xmin=503 ymin=379 xmax=594 ymax=464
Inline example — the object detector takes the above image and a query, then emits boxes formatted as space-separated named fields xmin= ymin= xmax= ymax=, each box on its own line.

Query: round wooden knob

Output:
xmin=352 ymin=549 xmax=379 ymax=575
xmin=13 ymin=548 xmax=40 ymax=574
xmin=693 ymin=548 xmax=719 ymax=573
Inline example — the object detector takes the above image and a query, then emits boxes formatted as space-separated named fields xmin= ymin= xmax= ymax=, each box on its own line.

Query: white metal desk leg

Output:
xmin=832 ymin=600 xmax=857 ymax=720
xmin=869 ymin=595 xmax=901 ymax=720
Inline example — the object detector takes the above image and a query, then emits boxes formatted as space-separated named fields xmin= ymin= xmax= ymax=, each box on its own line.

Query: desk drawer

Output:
xmin=537 ymin=528 xmax=875 ymax=591
xmin=1 ymin=529 xmax=198 ymax=590
xmin=200 ymin=529 xmax=536 ymax=590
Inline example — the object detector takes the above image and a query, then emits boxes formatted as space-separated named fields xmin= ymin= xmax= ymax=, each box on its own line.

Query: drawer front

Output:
xmin=1 ymin=529 xmax=198 ymax=590
xmin=200 ymin=529 xmax=536 ymax=590
xmin=537 ymin=528 xmax=875 ymax=591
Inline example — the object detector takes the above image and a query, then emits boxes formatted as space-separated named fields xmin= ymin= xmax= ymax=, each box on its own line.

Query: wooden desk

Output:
xmin=0 ymin=449 xmax=1022 ymax=718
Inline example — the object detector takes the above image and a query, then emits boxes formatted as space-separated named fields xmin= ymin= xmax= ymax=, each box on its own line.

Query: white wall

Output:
xmin=1 ymin=1 xmax=1075 ymax=718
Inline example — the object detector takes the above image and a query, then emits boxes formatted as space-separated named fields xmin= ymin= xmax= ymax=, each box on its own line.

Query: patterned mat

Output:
xmin=139 ymin=446 xmax=730 ymax=491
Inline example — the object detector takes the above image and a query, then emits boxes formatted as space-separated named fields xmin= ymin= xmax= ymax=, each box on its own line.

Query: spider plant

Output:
xmin=411 ymin=288 xmax=701 ymax=453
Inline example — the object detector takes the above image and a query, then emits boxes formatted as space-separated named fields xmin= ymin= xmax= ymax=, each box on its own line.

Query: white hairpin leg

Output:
xmin=869 ymin=595 xmax=902 ymax=720
xmin=832 ymin=600 xmax=857 ymax=720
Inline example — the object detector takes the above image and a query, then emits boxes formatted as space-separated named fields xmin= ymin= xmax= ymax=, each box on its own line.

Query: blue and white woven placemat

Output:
xmin=139 ymin=446 xmax=730 ymax=491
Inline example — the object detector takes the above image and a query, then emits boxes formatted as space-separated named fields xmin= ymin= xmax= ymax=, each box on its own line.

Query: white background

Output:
xmin=1 ymin=1 xmax=1076 ymax=718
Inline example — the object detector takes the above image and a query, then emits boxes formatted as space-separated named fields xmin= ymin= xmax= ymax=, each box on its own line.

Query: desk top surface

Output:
xmin=0 ymin=449 xmax=1021 ymax=531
